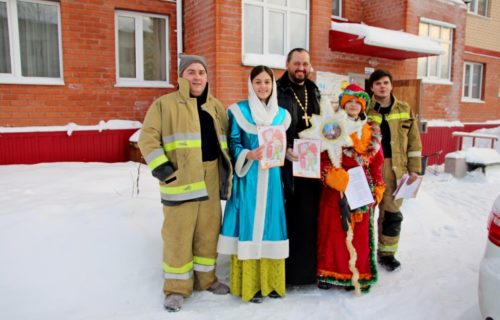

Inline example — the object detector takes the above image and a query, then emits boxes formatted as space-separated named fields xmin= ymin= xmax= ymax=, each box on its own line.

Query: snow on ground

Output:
xmin=1 ymin=161 xmax=499 ymax=320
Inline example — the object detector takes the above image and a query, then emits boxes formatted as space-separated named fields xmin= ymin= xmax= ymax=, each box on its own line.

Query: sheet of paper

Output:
xmin=393 ymin=174 xmax=423 ymax=200
xmin=257 ymin=125 xmax=286 ymax=169
xmin=292 ymin=139 xmax=321 ymax=178
xmin=344 ymin=166 xmax=374 ymax=210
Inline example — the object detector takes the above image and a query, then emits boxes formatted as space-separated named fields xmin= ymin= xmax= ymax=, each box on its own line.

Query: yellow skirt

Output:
xmin=230 ymin=255 xmax=286 ymax=302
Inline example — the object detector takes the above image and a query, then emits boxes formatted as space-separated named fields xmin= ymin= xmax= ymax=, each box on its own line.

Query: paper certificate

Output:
xmin=293 ymin=139 xmax=321 ymax=178
xmin=257 ymin=125 xmax=286 ymax=169
xmin=344 ymin=166 xmax=374 ymax=210
xmin=393 ymin=174 xmax=422 ymax=200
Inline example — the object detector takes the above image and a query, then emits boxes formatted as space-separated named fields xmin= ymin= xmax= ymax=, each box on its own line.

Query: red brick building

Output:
xmin=0 ymin=0 xmax=498 ymax=164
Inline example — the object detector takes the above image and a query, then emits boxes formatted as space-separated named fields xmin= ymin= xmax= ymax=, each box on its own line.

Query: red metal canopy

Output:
xmin=329 ymin=23 xmax=444 ymax=60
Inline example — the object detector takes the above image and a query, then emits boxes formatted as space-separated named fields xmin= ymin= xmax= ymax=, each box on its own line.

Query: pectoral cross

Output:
xmin=302 ymin=113 xmax=311 ymax=127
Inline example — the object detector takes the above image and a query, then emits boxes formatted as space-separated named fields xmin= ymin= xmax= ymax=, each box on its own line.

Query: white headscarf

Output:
xmin=247 ymin=69 xmax=279 ymax=126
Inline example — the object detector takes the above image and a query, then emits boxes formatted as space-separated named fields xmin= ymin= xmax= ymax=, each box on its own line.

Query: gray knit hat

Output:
xmin=178 ymin=54 xmax=208 ymax=76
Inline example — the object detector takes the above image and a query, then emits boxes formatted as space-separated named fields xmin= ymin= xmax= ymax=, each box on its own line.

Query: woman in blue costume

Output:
xmin=217 ymin=65 xmax=291 ymax=303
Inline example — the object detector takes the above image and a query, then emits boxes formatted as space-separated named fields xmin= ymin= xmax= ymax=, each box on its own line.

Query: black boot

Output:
xmin=250 ymin=292 xmax=264 ymax=303
xmin=317 ymin=282 xmax=333 ymax=290
xmin=378 ymin=255 xmax=401 ymax=272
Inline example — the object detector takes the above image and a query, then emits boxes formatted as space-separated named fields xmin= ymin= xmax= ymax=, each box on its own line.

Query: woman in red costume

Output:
xmin=317 ymin=84 xmax=385 ymax=293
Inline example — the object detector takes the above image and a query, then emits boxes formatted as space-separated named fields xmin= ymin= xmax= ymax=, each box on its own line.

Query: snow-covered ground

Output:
xmin=3 ymin=124 xmax=500 ymax=320
xmin=1 ymin=160 xmax=499 ymax=320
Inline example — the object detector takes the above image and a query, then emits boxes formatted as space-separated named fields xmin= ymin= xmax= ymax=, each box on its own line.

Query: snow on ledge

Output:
xmin=331 ymin=22 xmax=444 ymax=55
xmin=0 ymin=120 xmax=142 ymax=136
xmin=465 ymin=147 xmax=500 ymax=165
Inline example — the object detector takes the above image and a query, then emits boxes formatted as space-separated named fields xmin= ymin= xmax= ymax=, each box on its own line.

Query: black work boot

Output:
xmin=378 ymin=255 xmax=401 ymax=272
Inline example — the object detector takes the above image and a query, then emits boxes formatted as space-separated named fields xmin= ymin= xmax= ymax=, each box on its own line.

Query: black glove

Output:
xmin=152 ymin=161 xmax=175 ymax=182
xmin=339 ymin=196 xmax=351 ymax=232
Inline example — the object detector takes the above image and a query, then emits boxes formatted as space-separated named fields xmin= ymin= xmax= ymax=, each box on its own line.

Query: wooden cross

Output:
xmin=302 ymin=113 xmax=311 ymax=127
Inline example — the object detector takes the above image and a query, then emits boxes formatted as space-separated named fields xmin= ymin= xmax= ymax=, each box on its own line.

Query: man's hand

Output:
xmin=406 ymin=171 xmax=419 ymax=185
xmin=285 ymin=148 xmax=299 ymax=162
xmin=246 ymin=146 xmax=264 ymax=160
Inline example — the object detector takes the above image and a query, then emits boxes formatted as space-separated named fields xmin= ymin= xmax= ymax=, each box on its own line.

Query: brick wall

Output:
xmin=465 ymin=0 xmax=500 ymax=52
xmin=460 ymin=50 xmax=500 ymax=121
xmin=0 ymin=0 xmax=177 ymax=127
xmin=407 ymin=0 xmax=466 ymax=120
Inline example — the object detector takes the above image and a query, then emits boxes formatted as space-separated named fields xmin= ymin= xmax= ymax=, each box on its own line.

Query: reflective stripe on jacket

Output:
xmin=367 ymin=95 xmax=422 ymax=179
xmin=138 ymin=78 xmax=233 ymax=205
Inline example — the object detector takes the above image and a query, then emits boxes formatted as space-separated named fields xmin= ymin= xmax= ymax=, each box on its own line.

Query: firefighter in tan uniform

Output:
xmin=138 ymin=54 xmax=233 ymax=312
xmin=366 ymin=69 xmax=422 ymax=272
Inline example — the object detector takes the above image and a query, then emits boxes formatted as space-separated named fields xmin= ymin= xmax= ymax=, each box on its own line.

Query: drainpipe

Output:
xmin=176 ymin=0 xmax=183 ymax=57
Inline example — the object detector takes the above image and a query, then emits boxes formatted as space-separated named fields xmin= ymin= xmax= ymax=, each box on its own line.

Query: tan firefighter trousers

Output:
xmin=161 ymin=159 xmax=222 ymax=297
xmin=377 ymin=158 xmax=404 ymax=257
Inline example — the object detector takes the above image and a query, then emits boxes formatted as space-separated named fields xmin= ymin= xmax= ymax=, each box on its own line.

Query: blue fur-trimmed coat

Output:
xmin=217 ymin=100 xmax=291 ymax=260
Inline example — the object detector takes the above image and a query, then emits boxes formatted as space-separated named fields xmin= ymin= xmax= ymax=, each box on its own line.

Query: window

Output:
xmin=115 ymin=11 xmax=170 ymax=87
xmin=332 ymin=0 xmax=342 ymax=17
xmin=467 ymin=0 xmax=488 ymax=16
xmin=462 ymin=62 xmax=484 ymax=101
xmin=417 ymin=19 xmax=454 ymax=82
xmin=0 ymin=0 xmax=63 ymax=85
xmin=242 ymin=0 xmax=309 ymax=69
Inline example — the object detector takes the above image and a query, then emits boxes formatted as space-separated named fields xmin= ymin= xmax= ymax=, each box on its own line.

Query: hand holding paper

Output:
xmin=393 ymin=173 xmax=422 ymax=200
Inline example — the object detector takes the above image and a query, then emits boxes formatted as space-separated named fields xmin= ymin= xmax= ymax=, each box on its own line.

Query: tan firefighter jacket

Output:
xmin=138 ymin=78 xmax=232 ymax=205
xmin=367 ymin=95 xmax=422 ymax=179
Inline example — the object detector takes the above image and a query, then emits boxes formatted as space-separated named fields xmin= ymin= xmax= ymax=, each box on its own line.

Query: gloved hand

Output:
xmin=324 ymin=167 xmax=349 ymax=192
xmin=339 ymin=196 xmax=351 ymax=232
xmin=152 ymin=161 xmax=176 ymax=182
xmin=373 ymin=184 xmax=385 ymax=205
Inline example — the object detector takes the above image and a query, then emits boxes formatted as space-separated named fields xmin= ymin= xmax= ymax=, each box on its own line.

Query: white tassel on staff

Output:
xmin=343 ymin=197 xmax=361 ymax=296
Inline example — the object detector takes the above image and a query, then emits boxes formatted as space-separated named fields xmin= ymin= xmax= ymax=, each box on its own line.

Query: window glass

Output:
xmin=290 ymin=0 xmax=307 ymax=10
xmin=17 ymin=1 xmax=60 ymax=77
xmin=290 ymin=13 xmax=307 ymax=49
xmin=464 ymin=64 xmax=470 ymax=97
xmin=242 ymin=0 xmax=309 ymax=66
xmin=0 ymin=2 xmax=10 ymax=73
xmin=268 ymin=11 xmax=284 ymax=55
xmin=440 ymin=42 xmax=450 ymax=79
xmin=244 ymin=4 xmax=263 ymax=54
xmin=477 ymin=0 xmax=488 ymax=16
xmin=471 ymin=64 xmax=481 ymax=99
xmin=118 ymin=16 xmax=136 ymax=78
xmin=417 ymin=20 xmax=453 ymax=81
xmin=269 ymin=0 xmax=286 ymax=6
xmin=332 ymin=0 xmax=340 ymax=16
xmin=143 ymin=17 xmax=166 ymax=81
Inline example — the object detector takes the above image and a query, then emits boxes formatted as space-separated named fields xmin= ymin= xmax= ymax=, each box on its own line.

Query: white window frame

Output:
xmin=242 ymin=0 xmax=309 ymax=69
xmin=331 ymin=0 xmax=342 ymax=18
xmin=462 ymin=61 xmax=484 ymax=102
xmin=467 ymin=0 xmax=488 ymax=17
xmin=417 ymin=18 xmax=454 ymax=84
xmin=114 ymin=10 xmax=172 ymax=88
xmin=0 ymin=0 xmax=64 ymax=85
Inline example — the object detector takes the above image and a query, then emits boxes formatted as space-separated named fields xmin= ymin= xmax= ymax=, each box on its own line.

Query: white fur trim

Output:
xmin=235 ymin=149 xmax=253 ymax=177
xmin=228 ymin=103 xmax=257 ymax=134
xmin=218 ymin=236 xmax=289 ymax=259
xmin=217 ymin=234 xmax=238 ymax=255
xmin=237 ymin=240 xmax=289 ymax=260
xmin=252 ymin=165 xmax=269 ymax=244
xmin=283 ymin=110 xmax=291 ymax=130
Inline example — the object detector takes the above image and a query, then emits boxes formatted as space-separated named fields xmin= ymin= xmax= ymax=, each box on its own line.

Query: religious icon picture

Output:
xmin=292 ymin=139 xmax=321 ymax=178
xmin=322 ymin=121 xmax=343 ymax=140
xmin=257 ymin=125 xmax=286 ymax=169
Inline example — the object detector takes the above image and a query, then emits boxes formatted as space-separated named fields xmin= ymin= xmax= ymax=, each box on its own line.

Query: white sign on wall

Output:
xmin=315 ymin=71 xmax=349 ymax=104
